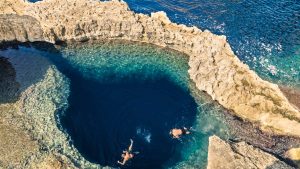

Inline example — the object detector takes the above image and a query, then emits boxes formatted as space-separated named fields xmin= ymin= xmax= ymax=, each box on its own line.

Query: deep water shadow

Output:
xmin=0 ymin=57 xmax=20 ymax=103
xmin=61 ymin=73 xmax=197 ymax=169
xmin=29 ymin=41 xmax=197 ymax=169
xmin=0 ymin=42 xmax=54 ymax=99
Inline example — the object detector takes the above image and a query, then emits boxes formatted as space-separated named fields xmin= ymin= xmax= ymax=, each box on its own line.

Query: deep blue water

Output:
xmin=126 ymin=0 xmax=300 ymax=86
xmin=62 ymin=71 xmax=197 ymax=169
xmin=35 ymin=42 xmax=210 ymax=169
xmin=126 ymin=0 xmax=300 ymax=57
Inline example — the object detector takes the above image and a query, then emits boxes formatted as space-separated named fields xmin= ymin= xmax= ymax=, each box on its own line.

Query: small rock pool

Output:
xmin=0 ymin=41 xmax=231 ymax=169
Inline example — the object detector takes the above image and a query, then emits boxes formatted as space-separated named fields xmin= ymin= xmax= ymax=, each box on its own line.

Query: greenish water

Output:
xmin=54 ymin=41 xmax=231 ymax=169
xmin=0 ymin=41 xmax=231 ymax=168
xmin=245 ymin=45 xmax=300 ymax=89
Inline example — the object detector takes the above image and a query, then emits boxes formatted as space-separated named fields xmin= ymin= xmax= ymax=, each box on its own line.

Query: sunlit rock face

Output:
xmin=207 ymin=136 xmax=293 ymax=169
xmin=0 ymin=14 xmax=43 ymax=43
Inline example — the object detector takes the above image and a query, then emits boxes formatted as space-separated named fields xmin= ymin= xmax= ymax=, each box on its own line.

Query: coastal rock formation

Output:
xmin=0 ymin=0 xmax=300 ymax=136
xmin=0 ymin=14 xmax=43 ymax=43
xmin=280 ymin=86 xmax=300 ymax=110
xmin=207 ymin=135 xmax=293 ymax=169
xmin=285 ymin=148 xmax=300 ymax=168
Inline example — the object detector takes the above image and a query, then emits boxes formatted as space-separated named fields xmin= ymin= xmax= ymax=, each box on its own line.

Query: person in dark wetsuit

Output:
xmin=170 ymin=127 xmax=191 ymax=139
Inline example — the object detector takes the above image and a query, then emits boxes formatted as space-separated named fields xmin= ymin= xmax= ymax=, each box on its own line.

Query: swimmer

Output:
xmin=118 ymin=139 xmax=137 ymax=165
xmin=170 ymin=127 xmax=191 ymax=139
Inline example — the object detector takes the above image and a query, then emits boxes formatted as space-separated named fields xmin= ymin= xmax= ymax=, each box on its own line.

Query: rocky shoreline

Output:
xmin=0 ymin=0 xmax=300 ymax=168
xmin=207 ymin=135 xmax=293 ymax=169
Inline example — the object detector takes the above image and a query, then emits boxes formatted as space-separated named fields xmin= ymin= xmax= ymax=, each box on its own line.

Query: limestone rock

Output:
xmin=0 ymin=14 xmax=44 ymax=43
xmin=0 ymin=0 xmax=27 ymax=15
xmin=207 ymin=135 xmax=294 ymax=169
xmin=0 ymin=0 xmax=300 ymax=137
xmin=285 ymin=148 xmax=300 ymax=168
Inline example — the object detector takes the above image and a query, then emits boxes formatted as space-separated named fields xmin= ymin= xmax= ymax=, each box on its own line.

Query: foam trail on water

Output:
xmin=136 ymin=127 xmax=152 ymax=143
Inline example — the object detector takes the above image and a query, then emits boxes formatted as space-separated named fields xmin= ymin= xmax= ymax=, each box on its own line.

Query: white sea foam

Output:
xmin=136 ymin=127 xmax=152 ymax=143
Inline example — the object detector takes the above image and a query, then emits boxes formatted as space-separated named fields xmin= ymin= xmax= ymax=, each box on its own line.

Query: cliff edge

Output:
xmin=207 ymin=135 xmax=294 ymax=169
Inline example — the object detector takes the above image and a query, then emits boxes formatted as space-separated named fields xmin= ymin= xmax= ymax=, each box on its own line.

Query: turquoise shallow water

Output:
xmin=3 ymin=42 xmax=231 ymax=168
xmin=53 ymin=42 xmax=231 ymax=169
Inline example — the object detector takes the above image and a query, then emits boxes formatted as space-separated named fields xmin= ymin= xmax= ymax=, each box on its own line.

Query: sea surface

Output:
xmin=125 ymin=0 xmax=300 ymax=87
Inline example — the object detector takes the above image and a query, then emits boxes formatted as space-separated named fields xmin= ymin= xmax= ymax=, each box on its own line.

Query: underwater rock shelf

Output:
xmin=0 ymin=0 xmax=299 ymax=168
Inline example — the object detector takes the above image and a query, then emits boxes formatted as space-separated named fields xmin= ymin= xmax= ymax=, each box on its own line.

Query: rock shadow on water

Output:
xmin=0 ymin=56 xmax=20 ymax=103
xmin=60 ymin=71 xmax=198 ymax=169
xmin=0 ymin=42 xmax=55 ymax=103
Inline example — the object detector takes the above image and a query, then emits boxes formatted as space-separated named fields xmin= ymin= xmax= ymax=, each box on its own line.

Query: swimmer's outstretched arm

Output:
xmin=128 ymin=139 xmax=133 ymax=151
xmin=117 ymin=160 xmax=126 ymax=165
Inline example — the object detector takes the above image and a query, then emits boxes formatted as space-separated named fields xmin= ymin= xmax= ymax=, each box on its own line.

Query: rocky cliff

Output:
xmin=0 ymin=14 xmax=43 ymax=43
xmin=207 ymin=135 xmax=294 ymax=169
xmin=0 ymin=0 xmax=299 ymax=137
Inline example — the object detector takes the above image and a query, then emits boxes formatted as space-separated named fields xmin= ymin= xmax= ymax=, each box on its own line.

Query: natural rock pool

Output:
xmin=58 ymin=44 xmax=198 ymax=168
xmin=1 ymin=41 xmax=231 ymax=168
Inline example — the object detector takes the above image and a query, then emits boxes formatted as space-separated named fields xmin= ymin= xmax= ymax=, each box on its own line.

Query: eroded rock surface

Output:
xmin=280 ymin=86 xmax=300 ymax=110
xmin=207 ymin=135 xmax=294 ymax=169
xmin=0 ymin=0 xmax=299 ymax=136
xmin=0 ymin=14 xmax=43 ymax=43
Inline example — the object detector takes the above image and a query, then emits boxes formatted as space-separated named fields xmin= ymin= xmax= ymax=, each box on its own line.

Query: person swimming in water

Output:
xmin=118 ymin=139 xmax=137 ymax=166
xmin=170 ymin=127 xmax=191 ymax=139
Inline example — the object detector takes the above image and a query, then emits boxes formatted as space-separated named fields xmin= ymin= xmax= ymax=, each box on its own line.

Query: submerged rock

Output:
xmin=0 ymin=51 xmax=81 ymax=169
xmin=0 ymin=0 xmax=299 ymax=137
xmin=207 ymin=135 xmax=294 ymax=169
